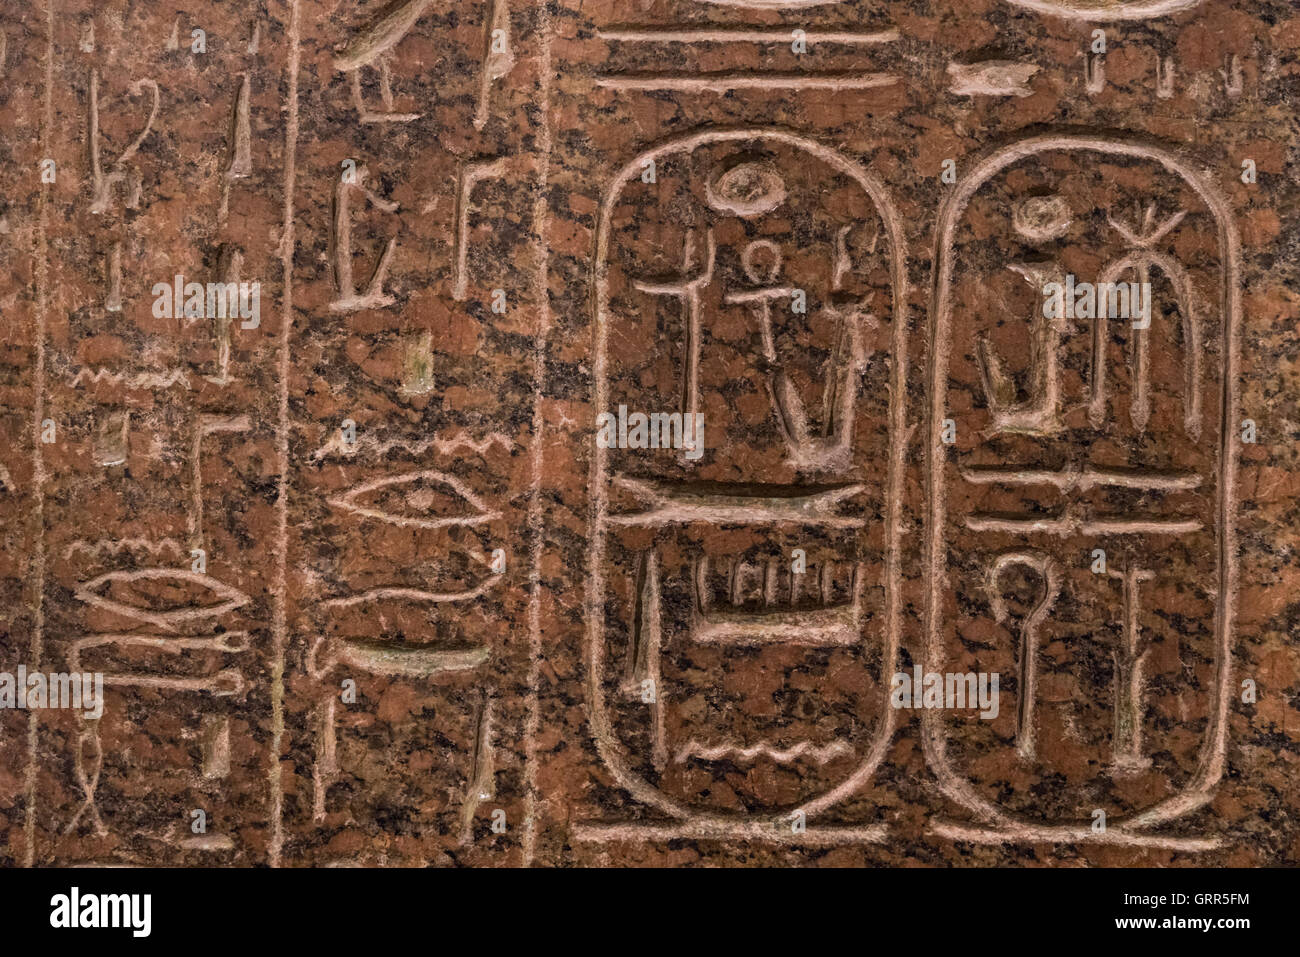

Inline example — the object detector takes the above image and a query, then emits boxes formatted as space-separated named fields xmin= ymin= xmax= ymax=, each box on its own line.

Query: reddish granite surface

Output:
xmin=0 ymin=0 xmax=1295 ymax=866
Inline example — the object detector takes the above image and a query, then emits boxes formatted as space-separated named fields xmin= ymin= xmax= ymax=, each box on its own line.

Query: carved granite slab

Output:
xmin=0 ymin=0 xmax=1295 ymax=867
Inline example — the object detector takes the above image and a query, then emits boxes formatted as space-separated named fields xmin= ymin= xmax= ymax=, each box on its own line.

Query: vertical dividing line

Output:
xmin=522 ymin=0 xmax=554 ymax=868
xmin=269 ymin=0 xmax=301 ymax=868
xmin=22 ymin=0 xmax=55 ymax=869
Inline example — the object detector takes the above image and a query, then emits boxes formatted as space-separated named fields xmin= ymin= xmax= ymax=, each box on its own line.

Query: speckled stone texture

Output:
xmin=0 ymin=0 xmax=1295 ymax=867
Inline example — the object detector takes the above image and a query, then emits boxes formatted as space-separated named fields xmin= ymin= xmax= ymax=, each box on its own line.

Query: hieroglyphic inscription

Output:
xmin=923 ymin=135 xmax=1239 ymax=850
xmin=581 ymin=129 xmax=908 ymax=845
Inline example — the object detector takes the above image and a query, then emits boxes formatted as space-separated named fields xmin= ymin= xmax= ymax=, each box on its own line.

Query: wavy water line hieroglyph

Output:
xmin=70 ymin=367 xmax=192 ymax=390
xmin=309 ymin=430 xmax=513 ymax=462
xmin=674 ymin=740 xmax=854 ymax=766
